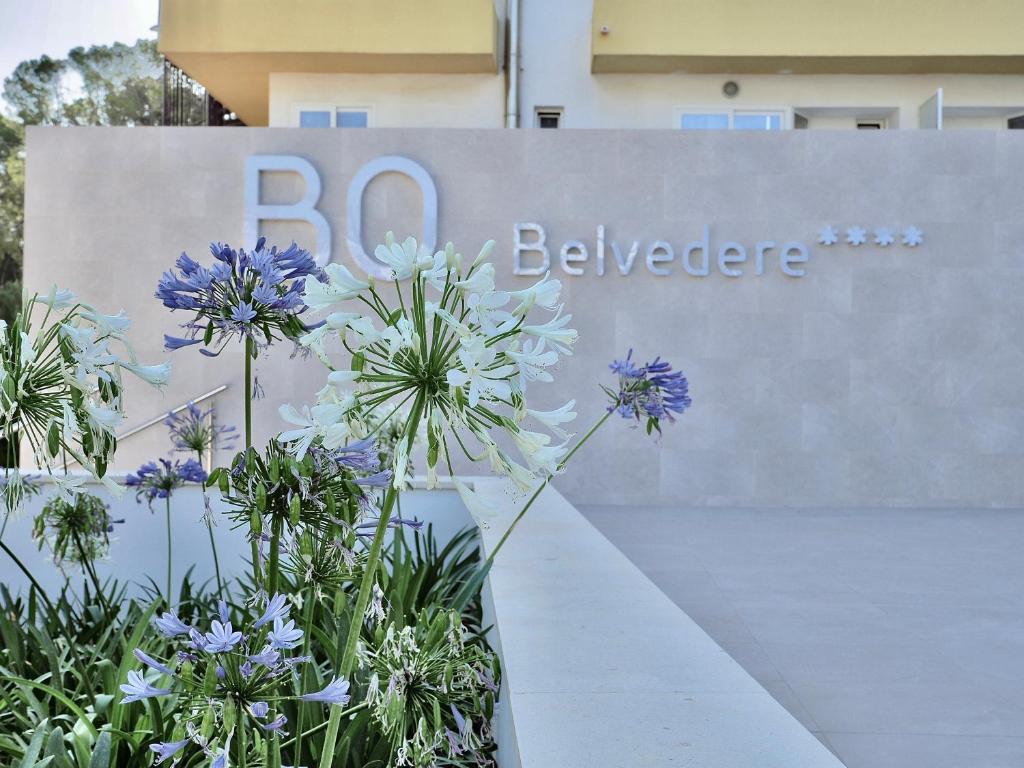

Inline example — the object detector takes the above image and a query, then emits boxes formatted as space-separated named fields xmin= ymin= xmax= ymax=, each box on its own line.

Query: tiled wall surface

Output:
xmin=24 ymin=127 xmax=1024 ymax=507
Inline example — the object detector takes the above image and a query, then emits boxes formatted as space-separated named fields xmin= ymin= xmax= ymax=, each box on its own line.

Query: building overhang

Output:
xmin=158 ymin=0 xmax=499 ymax=126
xmin=591 ymin=0 xmax=1024 ymax=75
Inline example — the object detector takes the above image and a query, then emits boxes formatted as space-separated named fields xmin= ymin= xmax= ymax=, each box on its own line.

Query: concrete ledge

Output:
xmin=472 ymin=477 xmax=845 ymax=768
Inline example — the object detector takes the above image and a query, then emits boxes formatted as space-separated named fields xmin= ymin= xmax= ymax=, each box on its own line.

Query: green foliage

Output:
xmin=363 ymin=609 xmax=499 ymax=767
xmin=0 ymin=525 xmax=499 ymax=768
xmin=3 ymin=40 xmax=161 ymax=127
xmin=0 ymin=575 xmax=217 ymax=768
xmin=33 ymin=492 xmax=119 ymax=568
xmin=0 ymin=114 xmax=24 ymax=323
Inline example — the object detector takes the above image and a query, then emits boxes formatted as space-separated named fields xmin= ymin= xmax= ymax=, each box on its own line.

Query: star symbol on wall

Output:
xmin=845 ymin=226 xmax=867 ymax=246
xmin=902 ymin=226 xmax=924 ymax=247
xmin=818 ymin=225 xmax=839 ymax=246
xmin=873 ymin=228 xmax=895 ymax=247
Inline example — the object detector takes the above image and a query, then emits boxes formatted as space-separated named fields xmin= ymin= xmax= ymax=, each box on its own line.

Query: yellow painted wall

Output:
xmin=158 ymin=0 xmax=499 ymax=124
xmin=592 ymin=0 xmax=1024 ymax=72
xmin=160 ymin=0 xmax=497 ymax=56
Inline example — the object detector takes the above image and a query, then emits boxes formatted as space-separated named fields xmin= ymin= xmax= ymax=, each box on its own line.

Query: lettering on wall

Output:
xmin=244 ymin=154 xmax=923 ymax=281
xmin=514 ymin=223 xmax=810 ymax=278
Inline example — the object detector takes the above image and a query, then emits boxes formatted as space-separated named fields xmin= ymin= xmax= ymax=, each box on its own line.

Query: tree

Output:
xmin=0 ymin=115 xmax=24 ymax=323
xmin=3 ymin=39 xmax=161 ymax=127
xmin=0 ymin=38 xmax=163 ymax=324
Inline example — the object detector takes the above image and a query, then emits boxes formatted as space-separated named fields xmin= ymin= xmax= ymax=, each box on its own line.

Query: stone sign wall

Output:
xmin=24 ymin=127 xmax=1024 ymax=507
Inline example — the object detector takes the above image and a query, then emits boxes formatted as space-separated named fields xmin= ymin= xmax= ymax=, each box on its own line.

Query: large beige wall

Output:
xmin=23 ymin=127 xmax=1024 ymax=508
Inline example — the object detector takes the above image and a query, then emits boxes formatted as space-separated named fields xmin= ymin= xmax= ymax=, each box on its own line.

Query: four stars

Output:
xmin=818 ymin=225 xmax=923 ymax=249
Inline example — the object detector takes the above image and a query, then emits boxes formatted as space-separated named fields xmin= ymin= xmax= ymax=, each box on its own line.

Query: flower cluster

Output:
xmin=124 ymin=594 xmax=349 ymax=766
xmin=32 ymin=491 xmax=123 ymax=567
xmin=212 ymin=438 xmax=390 ymax=592
xmin=157 ymin=238 xmax=322 ymax=355
xmin=125 ymin=457 xmax=208 ymax=505
xmin=363 ymin=610 xmax=498 ymax=768
xmin=165 ymin=401 xmax=237 ymax=458
xmin=279 ymin=233 xmax=579 ymax=525
xmin=0 ymin=288 xmax=170 ymax=511
xmin=607 ymin=349 xmax=691 ymax=434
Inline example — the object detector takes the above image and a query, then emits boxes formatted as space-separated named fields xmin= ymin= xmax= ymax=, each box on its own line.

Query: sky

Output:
xmin=0 ymin=0 xmax=158 ymax=83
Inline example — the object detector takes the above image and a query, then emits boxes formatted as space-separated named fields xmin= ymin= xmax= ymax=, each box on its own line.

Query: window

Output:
xmin=296 ymin=105 xmax=371 ymax=128
xmin=681 ymin=113 xmax=729 ymax=130
xmin=535 ymin=108 xmax=563 ymax=128
xmin=678 ymin=109 xmax=785 ymax=130
xmin=299 ymin=110 xmax=331 ymax=128
xmin=336 ymin=109 xmax=369 ymax=128
xmin=733 ymin=111 xmax=782 ymax=130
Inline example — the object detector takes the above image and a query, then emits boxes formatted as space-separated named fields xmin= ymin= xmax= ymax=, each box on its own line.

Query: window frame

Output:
xmin=534 ymin=106 xmax=564 ymax=129
xmin=292 ymin=103 xmax=374 ymax=128
xmin=674 ymin=106 xmax=792 ymax=130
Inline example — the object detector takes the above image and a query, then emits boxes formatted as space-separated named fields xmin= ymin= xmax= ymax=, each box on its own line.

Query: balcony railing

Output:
xmin=162 ymin=59 xmax=244 ymax=127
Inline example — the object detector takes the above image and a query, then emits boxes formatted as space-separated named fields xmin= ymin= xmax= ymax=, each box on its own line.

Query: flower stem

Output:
xmin=238 ymin=711 xmax=248 ymax=768
xmin=278 ymin=703 xmax=369 ymax=749
xmin=317 ymin=394 xmax=425 ymax=768
xmin=294 ymin=593 xmax=316 ymax=765
xmin=486 ymin=409 xmax=611 ymax=564
xmin=206 ymin=512 xmax=223 ymax=596
xmin=243 ymin=336 xmax=263 ymax=587
xmin=71 ymin=528 xmax=113 ymax=616
xmin=268 ymin=515 xmax=282 ymax=594
xmin=164 ymin=496 xmax=173 ymax=608
xmin=244 ymin=337 xmax=254 ymax=448
xmin=199 ymin=450 xmax=225 ymax=597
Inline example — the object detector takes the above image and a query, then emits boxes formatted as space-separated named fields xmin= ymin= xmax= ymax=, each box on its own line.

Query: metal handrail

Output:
xmin=118 ymin=384 xmax=229 ymax=441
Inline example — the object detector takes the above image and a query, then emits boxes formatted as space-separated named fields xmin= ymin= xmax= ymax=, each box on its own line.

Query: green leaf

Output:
xmin=16 ymin=719 xmax=49 ymax=768
xmin=4 ymin=676 xmax=99 ymax=739
xmin=43 ymin=727 xmax=71 ymax=768
xmin=93 ymin=694 xmax=114 ymax=715
xmin=88 ymin=732 xmax=111 ymax=768
xmin=46 ymin=423 xmax=59 ymax=457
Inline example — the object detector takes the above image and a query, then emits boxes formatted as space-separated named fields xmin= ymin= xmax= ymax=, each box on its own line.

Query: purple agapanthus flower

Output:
xmin=301 ymin=677 xmax=351 ymax=705
xmin=120 ymin=669 xmax=172 ymax=703
xmin=203 ymin=620 xmax=243 ymax=653
xmin=154 ymin=611 xmax=192 ymax=637
xmin=157 ymin=238 xmax=322 ymax=355
xmin=309 ymin=438 xmax=382 ymax=475
xmin=150 ymin=738 xmax=191 ymax=764
xmin=133 ymin=648 xmax=175 ymax=676
xmin=126 ymin=589 xmax=345 ymax=764
xmin=355 ymin=516 xmax=424 ymax=536
xmin=165 ymin=401 xmax=238 ymax=456
xmin=262 ymin=714 xmax=288 ymax=732
xmin=253 ymin=592 xmax=290 ymax=629
xmin=126 ymin=458 xmax=208 ymax=505
xmin=267 ymin=617 xmax=303 ymax=650
xmin=607 ymin=349 xmax=691 ymax=434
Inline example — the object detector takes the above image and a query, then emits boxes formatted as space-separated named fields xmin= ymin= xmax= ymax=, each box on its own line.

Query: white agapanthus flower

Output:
xmin=0 ymin=288 xmax=171 ymax=512
xmin=277 ymin=232 xmax=579 ymax=508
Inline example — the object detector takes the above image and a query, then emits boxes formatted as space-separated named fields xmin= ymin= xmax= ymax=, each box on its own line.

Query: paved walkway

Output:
xmin=580 ymin=505 xmax=1024 ymax=768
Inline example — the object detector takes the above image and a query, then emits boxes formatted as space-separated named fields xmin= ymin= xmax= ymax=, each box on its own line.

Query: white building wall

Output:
xmin=264 ymin=0 xmax=1024 ymax=130
xmin=268 ymin=72 xmax=505 ymax=128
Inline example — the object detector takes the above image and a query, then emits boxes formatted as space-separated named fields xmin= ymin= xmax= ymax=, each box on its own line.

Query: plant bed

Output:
xmin=1 ymin=234 xmax=690 ymax=767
